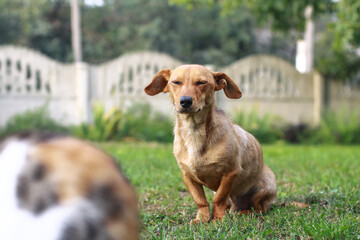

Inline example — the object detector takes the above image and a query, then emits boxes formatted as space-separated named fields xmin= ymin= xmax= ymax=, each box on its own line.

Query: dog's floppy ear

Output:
xmin=144 ymin=69 xmax=171 ymax=96
xmin=213 ymin=72 xmax=242 ymax=99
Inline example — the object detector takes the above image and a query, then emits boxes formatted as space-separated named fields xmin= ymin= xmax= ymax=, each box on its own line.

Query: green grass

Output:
xmin=100 ymin=143 xmax=360 ymax=239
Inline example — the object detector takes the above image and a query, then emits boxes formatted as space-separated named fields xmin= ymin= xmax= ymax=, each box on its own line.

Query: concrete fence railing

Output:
xmin=1 ymin=45 xmax=359 ymax=126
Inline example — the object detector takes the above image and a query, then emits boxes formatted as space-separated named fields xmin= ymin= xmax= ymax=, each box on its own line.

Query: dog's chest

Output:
xmin=181 ymin=127 xmax=205 ymax=158
xmin=178 ymin=149 xmax=224 ymax=190
xmin=175 ymin=127 xmax=226 ymax=187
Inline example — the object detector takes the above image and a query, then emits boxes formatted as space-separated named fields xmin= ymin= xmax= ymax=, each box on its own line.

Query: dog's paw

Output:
xmin=190 ymin=218 xmax=209 ymax=225
xmin=238 ymin=209 xmax=254 ymax=215
xmin=190 ymin=219 xmax=202 ymax=225
xmin=210 ymin=217 xmax=223 ymax=223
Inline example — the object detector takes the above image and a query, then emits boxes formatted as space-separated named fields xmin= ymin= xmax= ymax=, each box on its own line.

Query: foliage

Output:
xmin=307 ymin=110 xmax=360 ymax=144
xmin=0 ymin=0 xmax=73 ymax=62
xmin=0 ymin=0 xmax=298 ymax=66
xmin=0 ymin=102 xmax=173 ymax=142
xmin=71 ymin=103 xmax=174 ymax=142
xmin=1 ymin=0 xmax=358 ymax=81
xmin=170 ymin=0 xmax=334 ymax=32
xmin=82 ymin=0 xmax=259 ymax=66
xmin=232 ymin=109 xmax=283 ymax=143
xmin=100 ymin=142 xmax=360 ymax=239
xmin=119 ymin=103 xmax=174 ymax=143
xmin=284 ymin=109 xmax=360 ymax=145
xmin=315 ymin=38 xmax=360 ymax=81
xmin=333 ymin=0 xmax=360 ymax=51
xmin=0 ymin=105 xmax=69 ymax=138
xmin=315 ymin=16 xmax=360 ymax=81
xmin=0 ymin=0 xmax=49 ymax=45
xmin=171 ymin=0 xmax=360 ymax=82
xmin=2 ymin=104 xmax=359 ymax=145
xmin=232 ymin=108 xmax=360 ymax=145
xmin=71 ymin=102 xmax=123 ymax=141
xmin=0 ymin=101 xmax=174 ymax=142
xmin=283 ymin=123 xmax=310 ymax=144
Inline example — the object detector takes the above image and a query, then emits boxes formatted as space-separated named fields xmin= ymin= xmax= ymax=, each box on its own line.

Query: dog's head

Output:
xmin=144 ymin=64 xmax=242 ymax=113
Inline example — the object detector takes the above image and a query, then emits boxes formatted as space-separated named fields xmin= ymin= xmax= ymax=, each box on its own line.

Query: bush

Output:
xmin=71 ymin=102 xmax=123 ymax=141
xmin=0 ymin=105 xmax=69 ymax=139
xmin=307 ymin=110 xmax=360 ymax=144
xmin=119 ymin=104 xmax=173 ymax=143
xmin=283 ymin=109 xmax=360 ymax=145
xmin=2 ymin=104 xmax=359 ymax=145
xmin=233 ymin=108 xmax=360 ymax=145
xmin=232 ymin=109 xmax=283 ymax=143
xmin=283 ymin=123 xmax=311 ymax=144
xmin=71 ymin=103 xmax=174 ymax=143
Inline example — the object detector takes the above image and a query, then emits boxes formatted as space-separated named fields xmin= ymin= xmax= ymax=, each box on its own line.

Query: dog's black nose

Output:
xmin=180 ymin=96 xmax=193 ymax=108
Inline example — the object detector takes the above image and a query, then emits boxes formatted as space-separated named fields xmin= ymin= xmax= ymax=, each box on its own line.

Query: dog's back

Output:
xmin=0 ymin=132 xmax=138 ymax=240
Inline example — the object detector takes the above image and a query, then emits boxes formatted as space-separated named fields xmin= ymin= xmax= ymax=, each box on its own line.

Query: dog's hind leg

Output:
xmin=251 ymin=166 xmax=277 ymax=213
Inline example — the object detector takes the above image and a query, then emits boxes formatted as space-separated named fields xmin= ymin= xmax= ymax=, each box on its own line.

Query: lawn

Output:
xmin=100 ymin=143 xmax=360 ymax=239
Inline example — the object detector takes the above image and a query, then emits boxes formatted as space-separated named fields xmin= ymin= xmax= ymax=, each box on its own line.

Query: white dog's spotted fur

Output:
xmin=0 ymin=132 xmax=138 ymax=240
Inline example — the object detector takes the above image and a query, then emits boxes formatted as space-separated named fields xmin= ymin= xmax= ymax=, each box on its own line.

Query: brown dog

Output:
xmin=145 ymin=64 xmax=277 ymax=223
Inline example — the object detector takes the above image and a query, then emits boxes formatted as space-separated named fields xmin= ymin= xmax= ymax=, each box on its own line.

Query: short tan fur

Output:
xmin=145 ymin=64 xmax=277 ymax=223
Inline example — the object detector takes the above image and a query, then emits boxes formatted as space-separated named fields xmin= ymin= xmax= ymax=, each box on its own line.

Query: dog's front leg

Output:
xmin=181 ymin=172 xmax=210 ymax=223
xmin=212 ymin=171 xmax=238 ymax=220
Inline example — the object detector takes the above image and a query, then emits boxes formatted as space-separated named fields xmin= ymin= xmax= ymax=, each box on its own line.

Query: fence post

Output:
xmin=75 ymin=62 xmax=91 ymax=123
xmin=313 ymin=71 xmax=323 ymax=125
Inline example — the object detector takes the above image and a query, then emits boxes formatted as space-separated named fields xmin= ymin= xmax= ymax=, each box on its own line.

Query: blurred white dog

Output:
xmin=0 ymin=132 xmax=138 ymax=240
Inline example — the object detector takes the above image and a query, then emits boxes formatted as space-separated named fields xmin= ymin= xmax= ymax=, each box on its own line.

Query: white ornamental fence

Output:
xmin=1 ymin=45 xmax=359 ymax=126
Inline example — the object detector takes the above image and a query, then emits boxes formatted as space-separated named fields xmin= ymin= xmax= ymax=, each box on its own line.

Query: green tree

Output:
xmin=81 ymin=0 xmax=258 ymax=66
xmin=171 ymin=0 xmax=360 ymax=81
xmin=0 ymin=0 xmax=73 ymax=62
xmin=4 ymin=0 xmax=358 ymax=81
xmin=0 ymin=0 xmax=49 ymax=45
xmin=170 ymin=0 xmax=359 ymax=51
xmin=333 ymin=0 xmax=360 ymax=50
xmin=170 ymin=0 xmax=334 ymax=33
xmin=2 ymin=0 xmax=283 ymax=65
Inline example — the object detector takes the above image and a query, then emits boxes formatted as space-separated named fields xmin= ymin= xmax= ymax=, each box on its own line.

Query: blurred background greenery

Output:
xmin=0 ymin=0 xmax=359 ymax=144
xmin=1 ymin=103 xmax=359 ymax=144
xmin=0 ymin=0 xmax=359 ymax=81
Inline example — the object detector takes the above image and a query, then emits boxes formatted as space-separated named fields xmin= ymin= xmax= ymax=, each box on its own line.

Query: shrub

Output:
xmin=119 ymin=103 xmax=174 ymax=143
xmin=71 ymin=103 xmax=174 ymax=142
xmin=283 ymin=109 xmax=360 ymax=145
xmin=307 ymin=110 xmax=360 ymax=144
xmin=232 ymin=109 xmax=283 ymax=143
xmin=283 ymin=123 xmax=311 ymax=144
xmin=71 ymin=102 xmax=123 ymax=141
xmin=0 ymin=105 xmax=69 ymax=139
xmin=2 ymin=104 xmax=359 ymax=145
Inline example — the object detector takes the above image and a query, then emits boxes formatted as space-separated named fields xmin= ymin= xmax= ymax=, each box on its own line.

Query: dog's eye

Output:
xmin=172 ymin=81 xmax=182 ymax=85
xmin=196 ymin=81 xmax=207 ymax=85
